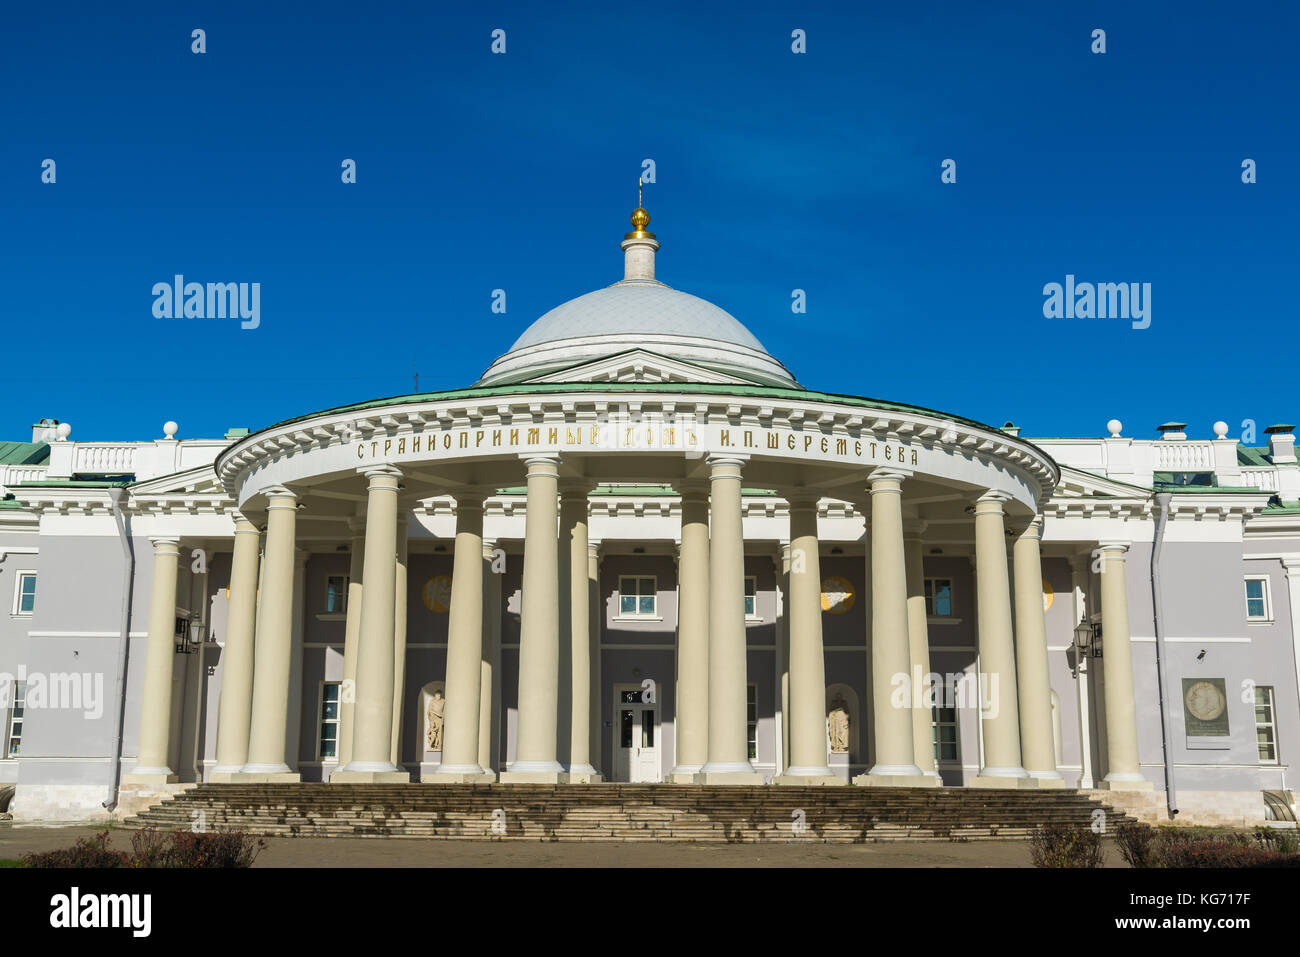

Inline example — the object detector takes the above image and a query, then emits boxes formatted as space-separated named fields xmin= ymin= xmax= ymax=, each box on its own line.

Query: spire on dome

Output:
xmin=621 ymin=180 xmax=659 ymax=281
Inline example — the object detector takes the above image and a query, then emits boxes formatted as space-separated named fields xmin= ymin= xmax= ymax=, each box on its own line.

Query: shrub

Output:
xmin=1116 ymin=821 xmax=1155 ymax=868
xmin=1254 ymin=827 xmax=1300 ymax=855
xmin=21 ymin=828 xmax=264 ymax=868
xmin=22 ymin=830 xmax=129 ymax=868
xmin=1030 ymin=824 xmax=1105 ymax=868
xmin=1151 ymin=832 xmax=1300 ymax=868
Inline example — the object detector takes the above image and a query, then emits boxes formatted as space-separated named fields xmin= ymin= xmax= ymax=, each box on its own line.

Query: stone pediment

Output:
xmin=1049 ymin=466 xmax=1150 ymax=500
xmin=522 ymin=349 xmax=756 ymax=386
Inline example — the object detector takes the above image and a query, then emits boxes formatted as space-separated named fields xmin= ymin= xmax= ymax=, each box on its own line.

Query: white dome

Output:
xmin=509 ymin=281 xmax=768 ymax=353
xmin=476 ymin=210 xmax=800 ymax=388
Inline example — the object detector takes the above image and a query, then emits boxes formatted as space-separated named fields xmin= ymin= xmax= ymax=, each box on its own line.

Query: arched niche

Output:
xmin=420 ymin=681 xmax=446 ymax=759
xmin=824 ymin=683 xmax=861 ymax=766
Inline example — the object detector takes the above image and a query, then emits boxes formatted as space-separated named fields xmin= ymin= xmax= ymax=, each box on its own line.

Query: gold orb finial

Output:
xmin=625 ymin=176 xmax=656 ymax=239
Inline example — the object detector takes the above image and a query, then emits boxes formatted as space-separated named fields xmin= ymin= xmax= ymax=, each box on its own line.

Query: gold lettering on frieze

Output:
xmin=476 ymin=430 xmax=485 ymax=447
xmin=625 ymin=427 xmax=634 ymax=446
xmin=459 ymin=432 xmax=468 ymax=449
xmin=510 ymin=428 xmax=519 ymax=445
xmin=567 ymin=428 xmax=579 ymax=445
xmin=548 ymin=427 xmax=559 ymax=444
xmin=721 ymin=429 xmax=731 ymax=447
xmin=443 ymin=433 xmax=452 ymax=449
xmin=855 ymin=440 xmax=861 ymax=457
xmin=665 ymin=427 xmax=675 ymax=445
xmin=397 ymin=437 xmax=406 ymax=455
xmin=357 ymin=443 xmax=364 ymax=459
xmin=383 ymin=439 xmax=392 ymax=456
xmin=687 ymin=429 xmax=697 ymax=445
xmin=911 ymin=449 xmax=918 ymax=465
xmin=767 ymin=432 xmax=779 ymax=450
xmin=527 ymin=428 xmax=539 ymax=445
xmin=869 ymin=442 xmax=877 ymax=458
xmin=803 ymin=435 xmax=813 ymax=452
xmin=371 ymin=441 xmax=378 ymax=457
xmin=787 ymin=434 xmax=796 ymax=450
xmin=820 ymin=436 xmax=828 ymax=453
xmin=492 ymin=430 xmax=501 ymax=447
xmin=885 ymin=445 xmax=892 ymax=461
xmin=836 ymin=438 xmax=847 ymax=455
xmin=591 ymin=426 xmax=601 ymax=445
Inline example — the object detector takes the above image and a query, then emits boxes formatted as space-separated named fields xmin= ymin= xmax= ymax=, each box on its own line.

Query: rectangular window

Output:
xmin=744 ymin=576 xmax=757 ymax=617
xmin=1244 ymin=577 xmax=1271 ymax=621
xmin=924 ymin=578 xmax=953 ymax=617
xmin=6 ymin=682 xmax=25 ymax=757
xmin=14 ymin=572 xmax=36 ymax=616
xmin=1256 ymin=686 xmax=1278 ymax=764
xmin=932 ymin=705 xmax=957 ymax=761
xmin=747 ymin=684 xmax=758 ymax=761
xmin=326 ymin=575 xmax=349 ymax=613
xmin=319 ymin=683 xmax=340 ymax=760
xmin=618 ymin=576 xmax=657 ymax=617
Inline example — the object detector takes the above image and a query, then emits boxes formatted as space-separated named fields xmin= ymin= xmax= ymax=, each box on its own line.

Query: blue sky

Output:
xmin=2 ymin=1 xmax=1296 ymax=445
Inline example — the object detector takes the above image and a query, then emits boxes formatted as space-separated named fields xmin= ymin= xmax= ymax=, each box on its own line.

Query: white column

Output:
xmin=1098 ymin=542 xmax=1152 ymax=789
xmin=587 ymin=540 xmax=603 ymax=775
xmin=334 ymin=467 xmax=409 ymax=781
xmin=211 ymin=519 xmax=259 ymax=780
xmin=479 ymin=539 xmax=503 ymax=773
xmin=336 ymin=515 xmax=365 ymax=770
xmin=285 ymin=548 xmax=308 ymax=771
xmin=241 ymin=487 xmax=302 ymax=780
xmin=500 ymin=455 xmax=567 ymax=783
xmin=698 ymin=455 xmax=763 ymax=784
xmin=971 ymin=490 xmax=1029 ymax=787
xmin=778 ymin=493 xmax=839 ymax=784
xmin=389 ymin=512 xmax=409 ymax=768
xmin=561 ymin=481 xmax=600 ymax=781
xmin=1013 ymin=517 xmax=1064 ymax=785
xmin=436 ymin=492 xmax=492 ymax=780
xmin=1070 ymin=553 xmax=1095 ymax=789
xmin=903 ymin=521 xmax=938 ymax=779
xmin=124 ymin=536 xmax=181 ymax=783
xmin=669 ymin=484 xmax=709 ymax=782
xmin=855 ymin=470 xmax=933 ymax=786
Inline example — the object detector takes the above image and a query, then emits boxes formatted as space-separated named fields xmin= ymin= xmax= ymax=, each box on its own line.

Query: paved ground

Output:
xmin=0 ymin=824 xmax=1130 ymax=866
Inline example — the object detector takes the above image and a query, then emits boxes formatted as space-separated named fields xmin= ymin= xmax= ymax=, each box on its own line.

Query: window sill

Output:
xmin=1247 ymin=619 xmax=1274 ymax=626
xmin=315 ymin=613 xmax=347 ymax=621
xmin=745 ymin=615 xmax=764 ymax=623
xmin=613 ymin=616 xmax=664 ymax=623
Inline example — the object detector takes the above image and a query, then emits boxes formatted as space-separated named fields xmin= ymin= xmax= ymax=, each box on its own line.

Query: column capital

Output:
xmin=1017 ymin=515 xmax=1045 ymax=540
xmin=454 ymin=489 xmax=488 ymax=511
xmin=264 ymin=485 xmax=300 ymax=507
xmin=903 ymin=518 xmax=928 ymax=540
xmin=1279 ymin=556 xmax=1300 ymax=575
xmin=868 ymin=469 xmax=908 ymax=494
xmin=148 ymin=536 xmax=180 ymax=550
xmin=785 ymin=489 xmax=821 ymax=509
xmin=558 ymin=477 xmax=596 ymax=497
xmin=232 ymin=514 xmax=260 ymax=534
xmin=357 ymin=465 xmax=403 ymax=484
xmin=973 ymin=490 xmax=1011 ymax=516
xmin=675 ymin=478 xmax=710 ymax=499
xmin=1097 ymin=540 xmax=1130 ymax=556
xmin=706 ymin=453 xmax=748 ymax=472
xmin=519 ymin=452 xmax=561 ymax=473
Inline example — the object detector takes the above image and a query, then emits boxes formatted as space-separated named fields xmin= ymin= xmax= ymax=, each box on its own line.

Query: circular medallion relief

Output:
xmin=821 ymin=577 xmax=856 ymax=614
xmin=1184 ymin=681 xmax=1226 ymax=722
xmin=421 ymin=575 xmax=453 ymax=613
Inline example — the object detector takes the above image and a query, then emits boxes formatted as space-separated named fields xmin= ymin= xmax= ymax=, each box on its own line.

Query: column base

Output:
xmin=329 ymin=769 xmax=411 ymax=783
xmin=970 ymin=775 xmax=1039 ymax=789
xmin=775 ymin=774 xmax=844 ymax=786
xmin=121 ymin=771 xmax=178 ymax=785
xmin=227 ymin=771 xmax=303 ymax=783
xmin=564 ymin=765 xmax=604 ymax=784
xmin=1099 ymin=777 xmax=1154 ymax=791
xmin=499 ymin=770 xmax=570 ymax=784
xmin=852 ymin=773 xmax=939 ymax=788
xmin=666 ymin=767 xmax=702 ymax=784
xmin=428 ymin=770 xmax=496 ymax=784
xmin=1028 ymin=771 xmax=1068 ymax=789
xmin=695 ymin=770 xmax=766 ymax=785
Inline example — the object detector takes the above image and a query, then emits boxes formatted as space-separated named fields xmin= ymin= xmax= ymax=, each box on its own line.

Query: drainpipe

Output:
xmin=103 ymin=487 xmax=136 ymax=811
xmin=1150 ymin=492 xmax=1178 ymax=819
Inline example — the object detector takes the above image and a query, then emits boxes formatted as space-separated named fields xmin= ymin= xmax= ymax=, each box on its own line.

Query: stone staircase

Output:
xmin=123 ymin=784 xmax=1134 ymax=843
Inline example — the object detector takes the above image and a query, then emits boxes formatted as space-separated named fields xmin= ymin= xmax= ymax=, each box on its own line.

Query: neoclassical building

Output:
xmin=2 ymin=206 xmax=1297 ymax=825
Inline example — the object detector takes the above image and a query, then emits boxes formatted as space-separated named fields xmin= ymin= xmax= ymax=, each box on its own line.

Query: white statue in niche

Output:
xmin=426 ymin=690 xmax=445 ymax=751
xmin=827 ymin=696 xmax=850 ymax=753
